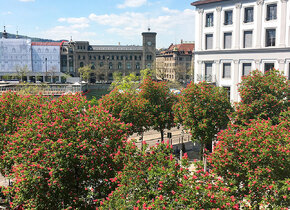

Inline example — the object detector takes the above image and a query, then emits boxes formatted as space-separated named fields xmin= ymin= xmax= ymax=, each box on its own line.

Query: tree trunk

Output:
xmin=160 ymin=130 xmax=164 ymax=142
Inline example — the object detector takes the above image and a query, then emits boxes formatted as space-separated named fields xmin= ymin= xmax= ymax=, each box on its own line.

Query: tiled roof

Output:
xmin=167 ymin=43 xmax=195 ymax=54
xmin=191 ymin=0 xmax=230 ymax=6
xmin=31 ymin=41 xmax=66 ymax=46
xmin=92 ymin=45 xmax=143 ymax=51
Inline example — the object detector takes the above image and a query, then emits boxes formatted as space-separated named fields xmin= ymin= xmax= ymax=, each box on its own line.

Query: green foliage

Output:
xmin=99 ymin=141 xmax=239 ymax=209
xmin=98 ymin=89 xmax=152 ymax=135
xmin=110 ymin=73 xmax=139 ymax=93
xmin=233 ymin=69 xmax=289 ymax=125
xmin=0 ymin=94 xmax=130 ymax=209
xmin=78 ymin=65 xmax=93 ymax=82
xmin=140 ymin=68 xmax=153 ymax=81
xmin=174 ymin=82 xmax=233 ymax=149
xmin=209 ymin=118 xmax=290 ymax=208
xmin=139 ymin=78 xmax=176 ymax=141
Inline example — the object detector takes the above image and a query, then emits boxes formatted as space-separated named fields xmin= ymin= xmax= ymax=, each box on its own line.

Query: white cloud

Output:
xmin=2 ymin=11 xmax=12 ymax=15
xmin=19 ymin=0 xmax=35 ymax=2
xmin=58 ymin=17 xmax=89 ymax=25
xmin=57 ymin=17 xmax=90 ymax=29
xmin=39 ymin=25 xmax=96 ymax=41
xmin=89 ymin=8 xmax=195 ymax=46
xmin=117 ymin=0 xmax=147 ymax=9
xmin=162 ymin=7 xmax=179 ymax=14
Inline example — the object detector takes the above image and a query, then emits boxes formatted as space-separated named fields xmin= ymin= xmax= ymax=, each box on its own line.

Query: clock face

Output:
xmin=147 ymin=41 xmax=152 ymax=46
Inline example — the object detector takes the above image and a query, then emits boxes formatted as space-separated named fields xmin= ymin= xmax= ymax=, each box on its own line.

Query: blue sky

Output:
xmin=0 ymin=0 xmax=196 ymax=48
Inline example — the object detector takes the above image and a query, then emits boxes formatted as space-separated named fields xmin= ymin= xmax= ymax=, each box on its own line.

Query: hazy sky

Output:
xmin=0 ymin=0 xmax=196 ymax=48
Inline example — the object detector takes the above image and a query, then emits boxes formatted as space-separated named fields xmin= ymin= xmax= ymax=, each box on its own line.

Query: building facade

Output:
xmin=1 ymin=29 xmax=157 ymax=83
xmin=192 ymin=0 xmax=290 ymax=102
xmin=60 ymin=31 xmax=157 ymax=82
xmin=0 ymin=34 xmax=64 ymax=82
xmin=156 ymin=41 xmax=195 ymax=82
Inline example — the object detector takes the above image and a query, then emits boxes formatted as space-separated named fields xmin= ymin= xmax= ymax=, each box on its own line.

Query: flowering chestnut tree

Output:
xmin=233 ymin=69 xmax=289 ymax=126
xmin=98 ymin=141 xmax=240 ymax=209
xmin=2 ymin=94 xmax=130 ymax=209
xmin=139 ymin=79 xmax=176 ymax=141
xmin=98 ymin=89 xmax=152 ymax=135
xmin=209 ymin=117 xmax=290 ymax=208
xmin=174 ymin=82 xmax=233 ymax=153
xmin=0 ymin=92 xmax=48 ymax=175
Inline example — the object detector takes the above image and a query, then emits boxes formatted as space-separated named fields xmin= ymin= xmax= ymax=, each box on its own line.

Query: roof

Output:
xmin=167 ymin=43 xmax=195 ymax=54
xmin=31 ymin=41 xmax=66 ymax=46
xmin=191 ymin=0 xmax=230 ymax=6
xmin=92 ymin=45 xmax=143 ymax=51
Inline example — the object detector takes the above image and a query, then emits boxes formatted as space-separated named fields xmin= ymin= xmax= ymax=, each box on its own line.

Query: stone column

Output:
xmin=214 ymin=60 xmax=220 ymax=85
xmin=278 ymin=59 xmax=286 ymax=72
xmin=279 ymin=0 xmax=288 ymax=47
xmin=198 ymin=9 xmax=204 ymax=51
xmin=256 ymin=0 xmax=264 ymax=48
xmin=235 ymin=3 xmax=242 ymax=49
xmin=215 ymin=7 xmax=222 ymax=50
xmin=232 ymin=60 xmax=240 ymax=102
xmin=254 ymin=59 xmax=261 ymax=71
xmin=195 ymin=60 xmax=203 ymax=83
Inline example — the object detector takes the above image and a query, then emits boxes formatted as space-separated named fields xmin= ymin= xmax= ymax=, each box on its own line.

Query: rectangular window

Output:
xmin=267 ymin=4 xmax=277 ymax=20
xmin=224 ymin=10 xmax=233 ymax=25
xmin=223 ymin=63 xmax=231 ymax=78
xmin=242 ymin=63 xmax=252 ymax=76
xmin=206 ymin=13 xmax=214 ymax=27
xmin=205 ymin=63 xmax=213 ymax=81
xmin=244 ymin=7 xmax=254 ymax=23
xmin=205 ymin=34 xmax=213 ymax=50
xmin=266 ymin=29 xmax=276 ymax=47
xmin=264 ymin=63 xmax=275 ymax=72
xmin=224 ymin=32 xmax=232 ymax=49
xmin=244 ymin=31 xmax=253 ymax=48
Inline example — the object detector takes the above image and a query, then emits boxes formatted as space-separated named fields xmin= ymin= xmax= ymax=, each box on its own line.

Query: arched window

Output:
xmin=108 ymin=73 xmax=113 ymax=80
xmin=109 ymin=62 xmax=113 ymax=69
xmin=12 ymin=48 xmax=16 ymax=53
xmin=80 ymin=62 xmax=84 ymax=68
xmin=136 ymin=62 xmax=140 ymax=70
xmin=91 ymin=62 xmax=95 ymax=70
xmin=99 ymin=74 xmax=105 ymax=80
xmin=45 ymin=48 xmax=49 ymax=53
xmin=147 ymin=63 xmax=152 ymax=69
xmin=127 ymin=62 xmax=131 ymax=70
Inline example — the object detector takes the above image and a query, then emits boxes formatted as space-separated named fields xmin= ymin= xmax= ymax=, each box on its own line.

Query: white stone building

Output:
xmin=192 ymin=0 xmax=290 ymax=102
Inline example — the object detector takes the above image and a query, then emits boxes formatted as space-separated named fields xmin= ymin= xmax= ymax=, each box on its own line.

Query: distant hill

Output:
xmin=0 ymin=32 xmax=68 ymax=42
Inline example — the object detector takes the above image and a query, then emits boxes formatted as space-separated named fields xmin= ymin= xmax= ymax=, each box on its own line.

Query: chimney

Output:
xmin=181 ymin=39 xmax=183 ymax=44
xmin=118 ymin=42 xmax=120 ymax=46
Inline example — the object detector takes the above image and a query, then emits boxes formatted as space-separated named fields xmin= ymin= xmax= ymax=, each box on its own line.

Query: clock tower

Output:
xmin=142 ymin=28 xmax=157 ymax=70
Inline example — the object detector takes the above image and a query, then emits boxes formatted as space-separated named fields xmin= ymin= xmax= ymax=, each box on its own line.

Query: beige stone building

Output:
xmin=60 ymin=30 xmax=157 ymax=83
xmin=156 ymin=41 xmax=194 ymax=82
